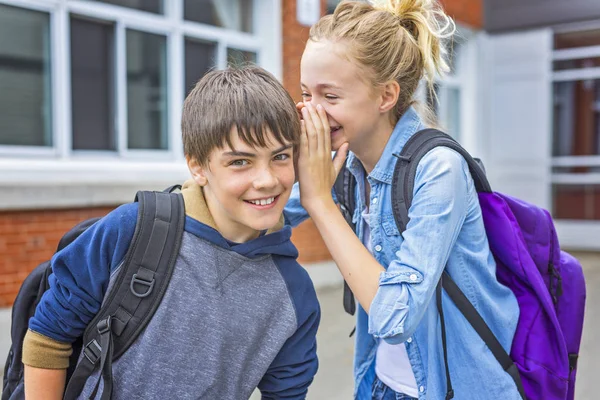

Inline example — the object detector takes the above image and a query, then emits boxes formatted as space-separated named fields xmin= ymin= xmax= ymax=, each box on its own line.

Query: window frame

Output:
xmin=550 ymin=24 xmax=600 ymax=184
xmin=0 ymin=0 xmax=281 ymax=187
xmin=418 ymin=24 xmax=479 ymax=154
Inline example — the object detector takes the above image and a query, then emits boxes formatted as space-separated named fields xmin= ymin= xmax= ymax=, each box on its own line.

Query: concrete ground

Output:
xmin=1 ymin=254 xmax=597 ymax=399
xmin=299 ymin=252 xmax=599 ymax=400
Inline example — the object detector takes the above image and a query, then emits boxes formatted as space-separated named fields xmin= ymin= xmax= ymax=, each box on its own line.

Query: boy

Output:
xmin=22 ymin=66 xmax=320 ymax=399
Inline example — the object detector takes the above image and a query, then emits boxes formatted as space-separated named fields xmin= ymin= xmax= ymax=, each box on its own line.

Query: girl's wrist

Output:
xmin=303 ymin=195 xmax=337 ymax=218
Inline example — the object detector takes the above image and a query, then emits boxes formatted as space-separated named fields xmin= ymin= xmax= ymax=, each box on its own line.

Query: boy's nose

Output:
xmin=253 ymin=168 xmax=278 ymax=190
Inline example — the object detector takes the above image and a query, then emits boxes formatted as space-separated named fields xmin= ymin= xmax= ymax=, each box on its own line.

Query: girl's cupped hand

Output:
xmin=297 ymin=102 xmax=349 ymax=214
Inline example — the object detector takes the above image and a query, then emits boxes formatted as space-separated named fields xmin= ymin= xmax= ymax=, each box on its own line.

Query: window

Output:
xmin=0 ymin=0 xmax=274 ymax=162
xmin=92 ymin=0 xmax=163 ymax=14
xmin=184 ymin=38 xmax=216 ymax=96
xmin=184 ymin=0 xmax=253 ymax=33
xmin=227 ymin=48 xmax=257 ymax=67
xmin=70 ymin=16 xmax=116 ymax=151
xmin=426 ymin=33 xmax=470 ymax=142
xmin=327 ymin=0 xmax=340 ymax=14
xmin=0 ymin=5 xmax=51 ymax=147
xmin=552 ymin=29 xmax=600 ymax=220
xmin=126 ymin=30 xmax=168 ymax=150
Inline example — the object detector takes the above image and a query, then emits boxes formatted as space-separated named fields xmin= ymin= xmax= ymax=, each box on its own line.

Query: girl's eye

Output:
xmin=301 ymin=92 xmax=311 ymax=98
xmin=274 ymin=153 xmax=291 ymax=161
xmin=230 ymin=159 xmax=249 ymax=167
xmin=325 ymin=94 xmax=338 ymax=100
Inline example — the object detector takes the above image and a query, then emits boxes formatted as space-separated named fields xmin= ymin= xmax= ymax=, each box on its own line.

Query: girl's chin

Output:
xmin=331 ymin=138 xmax=346 ymax=152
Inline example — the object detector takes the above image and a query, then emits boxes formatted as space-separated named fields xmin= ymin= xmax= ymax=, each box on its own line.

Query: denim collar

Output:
xmin=346 ymin=106 xmax=424 ymax=185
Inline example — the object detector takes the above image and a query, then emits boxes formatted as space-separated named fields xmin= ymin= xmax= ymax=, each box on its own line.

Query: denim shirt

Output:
xmin=284 ymin=107 xmax=521 ymax=400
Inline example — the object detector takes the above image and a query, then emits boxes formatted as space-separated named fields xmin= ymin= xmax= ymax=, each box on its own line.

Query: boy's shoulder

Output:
xmin=53 ymin=202 xmax=140 ymax=274
xmin=85 ymin=202 xmax=139 ymax=250
xmin=271 ymin=254 xmax=319 ymax=316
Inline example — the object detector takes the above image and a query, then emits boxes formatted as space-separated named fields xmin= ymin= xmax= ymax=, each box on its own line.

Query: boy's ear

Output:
xmin=378 ymin=80 xmax=400 ymax=114
xmin=186 ymin=156 xmax=208 ymax=186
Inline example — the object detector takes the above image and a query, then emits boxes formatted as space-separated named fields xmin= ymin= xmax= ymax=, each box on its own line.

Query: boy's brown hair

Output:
xmin=182 ymin=66 xmax=300 ymax=165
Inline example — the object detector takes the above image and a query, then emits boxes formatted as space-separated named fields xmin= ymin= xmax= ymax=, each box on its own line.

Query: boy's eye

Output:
xmin=274 ymin=153 xmax=291 ymax=161
xmin=230 ymin=159 xmax=249 ymax=167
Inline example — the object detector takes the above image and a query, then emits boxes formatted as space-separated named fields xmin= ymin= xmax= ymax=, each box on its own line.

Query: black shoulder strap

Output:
xmin=333 ymin=163 xmax=358 ymax=316
xmin=333 ymin=162 xmax=357 ymax=231
xmin=390 ymin=129 xmax=525 ymax=399
xmin=391 ymin=128 xmax=491 ymax=233
xmin=441 ymin=272 xmax=526 ymax=399
xmin=64 ymin=190 xmax=185 ymax=400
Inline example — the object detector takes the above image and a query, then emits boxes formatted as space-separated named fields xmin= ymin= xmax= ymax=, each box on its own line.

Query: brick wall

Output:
xmin=0 ymin=207 xmax=114 ymax=306
xmin=440 ymin=0 xmax=483 ymax=28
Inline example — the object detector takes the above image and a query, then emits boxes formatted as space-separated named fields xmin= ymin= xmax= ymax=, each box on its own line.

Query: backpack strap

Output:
xmin=441 ymin=271 xmax=526 ymax=399
xmin=333 ymin=163 xmax=357 ymax=316
xmin=391 ymin=129 xmax=525 ymax=399
xmin=64 ymin=190 xmax=185 ymax=400
xmin=391 ymin=128 xmax=491 ymax=233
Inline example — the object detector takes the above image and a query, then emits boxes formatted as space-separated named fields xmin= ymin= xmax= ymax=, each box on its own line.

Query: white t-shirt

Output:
xmin=362 ymin=207 xmax=418 ymax=397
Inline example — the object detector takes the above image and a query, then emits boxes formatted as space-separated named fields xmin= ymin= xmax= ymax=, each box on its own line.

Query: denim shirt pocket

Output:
xmin=381 ymin=215 xmax=401 ymax=236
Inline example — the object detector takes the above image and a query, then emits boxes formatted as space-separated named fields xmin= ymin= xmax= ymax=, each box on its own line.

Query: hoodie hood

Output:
xmin=181 ymin=180 xmax=298 ymax=259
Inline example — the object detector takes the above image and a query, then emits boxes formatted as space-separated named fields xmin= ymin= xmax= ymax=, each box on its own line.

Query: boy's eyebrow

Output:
xmin=271 ymin=144 xmax=293 ymax=155
xmin=222 ymin=144 xmax=293 ymax=158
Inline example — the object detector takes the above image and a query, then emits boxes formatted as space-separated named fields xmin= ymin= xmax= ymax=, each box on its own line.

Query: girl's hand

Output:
xmin=297 ymin=102 xmax=349 ymax=214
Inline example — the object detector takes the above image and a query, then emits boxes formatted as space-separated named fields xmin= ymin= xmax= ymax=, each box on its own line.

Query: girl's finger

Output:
xmin=304 ymin=103 xmax=324 ymax=151
xmin=300 ymin=119 xmax=309 ymax=155
xmin=301 ymin=107 xmax=317 ymax=155
xmin=316 ymin=104 xmax=331 ymax=154
xmin=333 ymin=143 xmax=349 ymax=176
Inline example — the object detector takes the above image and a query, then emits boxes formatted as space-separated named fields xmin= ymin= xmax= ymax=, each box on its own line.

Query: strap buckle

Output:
xmin=83 ymin=339 xmax=101 ymax=365
xmin=97 ymin=317 xmax=112 ymax=335
xmin=130 ymin=273 xmax=155 ymax=298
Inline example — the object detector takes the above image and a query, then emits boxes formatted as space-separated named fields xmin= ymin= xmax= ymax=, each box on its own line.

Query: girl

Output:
xmin=284 ymin=1 xmax=521 ymax=399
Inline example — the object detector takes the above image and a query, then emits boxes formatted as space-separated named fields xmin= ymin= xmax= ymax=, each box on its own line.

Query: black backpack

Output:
xmin=333 ymin=129 xmax=525 ymax=400
xmin=2 ymin=189 xmax=185 ymax=400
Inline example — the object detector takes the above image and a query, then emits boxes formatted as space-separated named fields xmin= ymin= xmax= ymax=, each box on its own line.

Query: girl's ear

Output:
xmin=379 ymin=80 xmax=400 ymax=114
xmin=186 ymin=156 xmax=208 ymax=186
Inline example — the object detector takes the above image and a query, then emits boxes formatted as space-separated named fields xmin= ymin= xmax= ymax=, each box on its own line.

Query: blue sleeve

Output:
xmin=368 ymin=148 xmax=470 ymax=344
xmin=284 ymin=182 xmax=339 ymax=227
xmin=259 ymin=256 xmax=320 ymax=399
xmin=28 ymin=203 xmax=138 ymax=343
xmin=283 ymin=182 xmax=310 ymax=227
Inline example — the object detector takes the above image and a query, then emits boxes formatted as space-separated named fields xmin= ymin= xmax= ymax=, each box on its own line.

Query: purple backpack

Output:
xmin=335 ymin=129 xmax=586 ymax=400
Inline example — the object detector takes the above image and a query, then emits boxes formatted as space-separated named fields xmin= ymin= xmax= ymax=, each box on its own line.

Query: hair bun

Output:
xmin=371 ymin=0 xmax=454 ymax=81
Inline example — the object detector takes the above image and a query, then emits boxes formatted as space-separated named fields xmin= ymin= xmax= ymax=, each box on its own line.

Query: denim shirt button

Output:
xmin=406 ymin=337 xmax=412 ymax=343
xmin=419 ymin=386 xmax=425 ymax=393
xmin=372 ymin=197 xmax=378 ymax=205
xmin=409 ymin=274 xmax=418 ymax=282
xmin=375 ymin=245 xmax=382 ymax=252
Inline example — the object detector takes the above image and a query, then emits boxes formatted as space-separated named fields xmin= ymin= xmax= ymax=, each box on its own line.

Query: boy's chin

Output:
xmin=248 ymin=216 xmax=282 ymax=232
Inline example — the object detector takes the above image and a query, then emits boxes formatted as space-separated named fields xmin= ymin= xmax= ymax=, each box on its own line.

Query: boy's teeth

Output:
xmin=251 ymin=197 xmax=275 ymax=206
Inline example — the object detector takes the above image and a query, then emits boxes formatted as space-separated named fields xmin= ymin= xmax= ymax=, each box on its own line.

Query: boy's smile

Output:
xmin=187 ymin=127 xmax=295 ymax=243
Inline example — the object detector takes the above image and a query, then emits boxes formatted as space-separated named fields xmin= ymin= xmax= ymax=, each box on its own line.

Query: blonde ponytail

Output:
xmin=309 ymin=0 xmax=455 ymax=123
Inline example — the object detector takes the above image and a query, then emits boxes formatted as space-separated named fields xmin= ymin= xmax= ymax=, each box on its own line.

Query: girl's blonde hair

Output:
xmin=309 ymin=0 xmax=455 ymax=123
